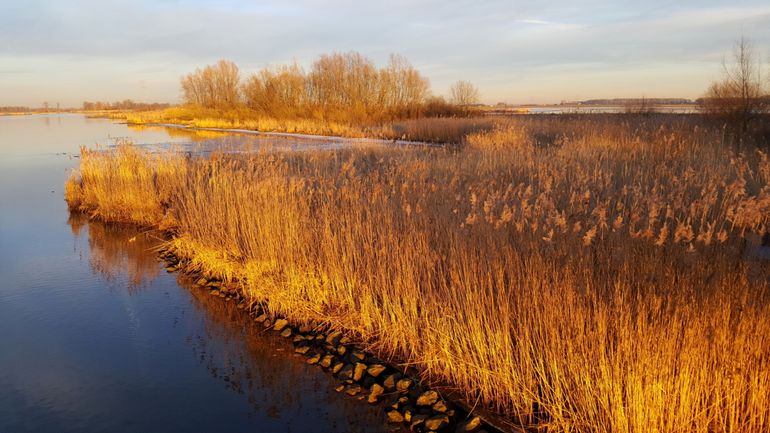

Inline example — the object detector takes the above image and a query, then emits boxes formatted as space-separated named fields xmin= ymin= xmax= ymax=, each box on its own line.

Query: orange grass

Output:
xmin=106 ymin=106 xmax=490 ymax=143
xmin=65 ymin=117 xmax=770 ymax=433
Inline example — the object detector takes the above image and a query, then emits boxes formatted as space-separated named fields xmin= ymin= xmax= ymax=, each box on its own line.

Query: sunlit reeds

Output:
xmin=65 ymin=116 xmax=770 ymax=433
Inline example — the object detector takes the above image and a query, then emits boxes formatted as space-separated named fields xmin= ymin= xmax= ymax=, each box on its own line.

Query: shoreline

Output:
xmin=152 ymin=239 xmax=505 ymax=433
xmin=64 ymin=119 xmax=770 ymax=433
xmin=129 ymin=121 xmax=444 ymax=147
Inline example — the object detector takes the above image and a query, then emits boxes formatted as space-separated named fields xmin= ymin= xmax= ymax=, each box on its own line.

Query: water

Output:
xmin=0 ymin=114 xmax=395 ymax=433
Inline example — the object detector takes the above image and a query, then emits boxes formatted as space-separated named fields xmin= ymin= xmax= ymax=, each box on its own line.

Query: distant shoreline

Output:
xmin=131 ymin=121 xmax=440 ymax=147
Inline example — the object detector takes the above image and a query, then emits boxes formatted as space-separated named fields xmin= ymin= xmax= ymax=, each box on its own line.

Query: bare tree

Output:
xmin=701 ymin=36 xmax=767 ymax=131
xmin=241 ymin=51 xmax=430 ymax=122
xmin=450 ymin=80 xmax=480 ymax=106
xmin=181 ymin=60 xmax=241 ymax=109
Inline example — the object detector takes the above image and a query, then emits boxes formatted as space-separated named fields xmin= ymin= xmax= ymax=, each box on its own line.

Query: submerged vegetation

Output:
xmin=66 ymin=115 xmax=770 ymax=433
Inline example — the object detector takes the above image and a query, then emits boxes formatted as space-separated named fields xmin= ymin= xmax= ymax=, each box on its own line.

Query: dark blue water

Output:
xmin=0 ymin=114 xmax=393 ymax=433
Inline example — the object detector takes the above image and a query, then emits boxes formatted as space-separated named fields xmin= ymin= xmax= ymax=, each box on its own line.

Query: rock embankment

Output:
xmin=159 ymin=248 xmax=495 ymax=433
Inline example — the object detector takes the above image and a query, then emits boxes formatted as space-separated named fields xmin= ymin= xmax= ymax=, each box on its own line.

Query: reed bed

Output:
xmin=65 ymin=116 xmax=770 ymax=433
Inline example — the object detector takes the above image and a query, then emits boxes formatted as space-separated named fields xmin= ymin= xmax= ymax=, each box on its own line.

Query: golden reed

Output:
xmin=66 ymin=117 xmax=770 ymax=433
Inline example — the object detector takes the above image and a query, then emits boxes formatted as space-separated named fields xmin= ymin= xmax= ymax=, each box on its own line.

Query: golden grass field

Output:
xmin=65 ymin=115 xmax=770 ymax=433
xmin=102 ymin=105 xmax=491 ymax=143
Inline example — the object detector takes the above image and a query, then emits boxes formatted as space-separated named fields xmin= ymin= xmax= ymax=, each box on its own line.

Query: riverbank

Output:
xmin=1 ymin=113 xmax=410 ymax=433
xmin=0 ymin=111 xmax=37 ymax=116
xmin=97 ymin=106 xmax=500 ymax=144
xmin=156 ymin=245 xmax=493 ymax=432
xmin=65 ymin=116 xmax=770 ymax=433
xmin=129 ymin=122 xmax=440 ymax=147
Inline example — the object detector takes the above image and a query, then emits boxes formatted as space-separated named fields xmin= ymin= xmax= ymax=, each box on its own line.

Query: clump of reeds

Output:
xmin=65 ymin=116 xmax=770 ymax=433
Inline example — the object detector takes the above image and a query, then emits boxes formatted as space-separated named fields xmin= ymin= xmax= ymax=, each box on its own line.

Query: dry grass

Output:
xmin=107 ymin=106 xmax=488 ymax=143
xmin=65 ymin=116 xmax=770 ymax=433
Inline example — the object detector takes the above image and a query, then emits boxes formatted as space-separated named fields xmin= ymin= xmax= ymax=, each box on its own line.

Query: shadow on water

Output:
xmin=68 ymin=213 xmax=162 ymax=292
xmin=66 ymin=214 xmax=399 ymax=433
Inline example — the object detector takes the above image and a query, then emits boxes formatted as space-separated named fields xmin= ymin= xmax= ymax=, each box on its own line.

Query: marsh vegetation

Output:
xmin=65 ymin=114 xmax=770 ymax=433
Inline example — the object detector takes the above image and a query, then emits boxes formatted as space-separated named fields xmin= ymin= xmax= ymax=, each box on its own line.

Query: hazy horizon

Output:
xmin=2 ymin=0 xmax=769 ymax=107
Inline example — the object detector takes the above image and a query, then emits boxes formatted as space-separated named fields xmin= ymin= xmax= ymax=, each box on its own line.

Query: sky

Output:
xmin=1 ymin=0 xmax=769 ymax=106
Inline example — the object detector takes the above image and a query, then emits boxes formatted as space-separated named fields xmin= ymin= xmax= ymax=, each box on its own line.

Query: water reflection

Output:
xmin=69 ymin=213 xmax=162 ymax=292
xmin=127 ymin=124 xmax=358 ymax=154
xmin=69 ymin=216 xmax=395 ymax=433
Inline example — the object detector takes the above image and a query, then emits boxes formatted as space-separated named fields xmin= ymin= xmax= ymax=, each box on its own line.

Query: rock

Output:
xmin=273 ymin=319 xmax=289 ymax=331
xmin=298 ymin=324 xmax=312 ymax=334
xmin=306 ymin=353 xmax=321 ymax=365
xmin=331 ymin=362 xmax=345 ymax=374
xmin=410 ymin=414 xmax=428 ymax=429
xmin=315 ymin=334 xmax=325 ymax=341
xmin=416 ymin=390 xmax=439 ymax=406
xmin=402 ymin=406 xmax=414 ymax=422
xmin=336 ymin=345 xmax=347 ymax=356
xmin=262 ymin=319 xmax=273 ymax=328
xmin=351 ymin=351 xmax=366 ymax=363
xmin=325 ymin=330 xmax=343 ymax=346
xmin=292 ymin=335 xmax=305 ymax=344
xmin=320 ymin=354 xmax=334 ymax=369
xmin=396 ymin=378 xmax=413 ymax=393
xmin=367 ymin=383 xmax=384 ymax=404
xmin=196 ymin=277 xmax=208 ymax=286
xmin=280 ymin=328 xmax=292 ymax=338
xmin=462 ymin=416 xmax=482 ymax=432
xmin=425 ymin=414 xmax=450 ymax=431
xmin=367 ymin=364 xmax=387 ymax=378
xmin=432 ymin=400 xmax=448 ymax=413
xmin=395 ymin=396 xmax=409 ymax=408
xmin=383 ymin=373 xmax=402 ymax=390
xmin=294 ymin=345 xmax=310 ymax=355
xmin=209 ymin=290 xmax=219 ymax=296
xmin=362 ymin=376 xmax=376 ymax=388
xmin=353 ymin=363 xmax=367 ymax=382
xmin=335 ymin=385 xmax=345 ymax=393
xmin=345 ymin=385 xmax=362 ymax=396
xmin=386 ymin=410 xmax=404 ymax=423
xmin=338 ymin=364 xmax=354 ymax=380
xmin=340 ymin=336 xmax=352 ymax=345
xmin=255 ymin=313 xmax=268 ymax=323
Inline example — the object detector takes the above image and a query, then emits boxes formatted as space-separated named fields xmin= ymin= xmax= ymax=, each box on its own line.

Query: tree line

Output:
xmin=181 ymin=52 xmax=478 ymax=122
xmin=82 ymin=100 xmax=171 ymax=111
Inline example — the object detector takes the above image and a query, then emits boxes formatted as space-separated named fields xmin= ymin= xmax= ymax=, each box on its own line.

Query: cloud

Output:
xmin=516 ymin=19 xmax=554 ymax=25
xmin=1 ymin=0 xmax=769 ymax=105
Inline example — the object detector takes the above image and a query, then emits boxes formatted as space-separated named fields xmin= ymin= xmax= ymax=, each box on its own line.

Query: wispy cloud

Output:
xmin=516 ymin=19 xmax=553 ymax=25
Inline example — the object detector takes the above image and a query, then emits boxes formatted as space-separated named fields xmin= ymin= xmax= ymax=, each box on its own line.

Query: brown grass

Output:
xmin=106 ymin=105 xmax=485 ymax=143
xmin=65 ymin=116 xmax=770 ymax=433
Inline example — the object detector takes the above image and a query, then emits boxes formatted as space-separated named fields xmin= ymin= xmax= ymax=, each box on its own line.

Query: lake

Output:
xmin=0 ymin=114 xmax=396 ymax=433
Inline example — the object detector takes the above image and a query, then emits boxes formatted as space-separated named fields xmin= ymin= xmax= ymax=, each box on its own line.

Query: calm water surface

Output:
xmin=0 ymin=114 xmax=394 ymax=433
